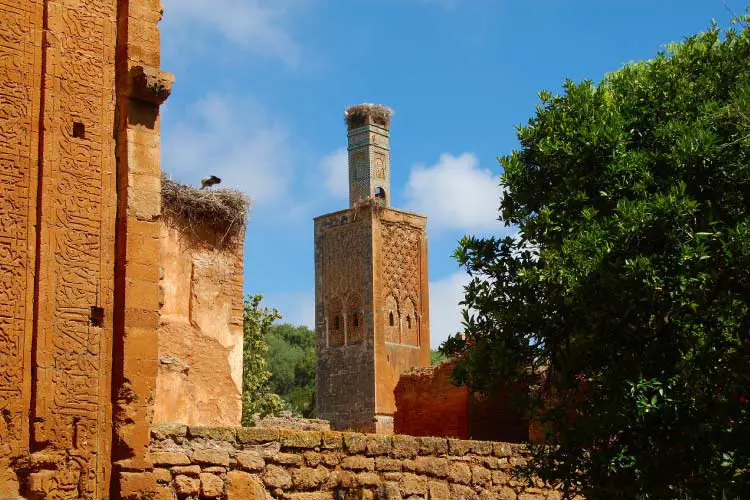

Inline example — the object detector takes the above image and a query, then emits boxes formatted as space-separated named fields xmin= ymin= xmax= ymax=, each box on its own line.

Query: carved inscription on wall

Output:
xmin=0 ymin=0 xmax=39 ymax=476
xmin=30 ymin=1 xmax=118 ymax=498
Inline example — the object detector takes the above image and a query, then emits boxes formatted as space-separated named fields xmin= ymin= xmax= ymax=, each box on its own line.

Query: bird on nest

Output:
xmin=200 ymin=175 xmax=221 ymax=189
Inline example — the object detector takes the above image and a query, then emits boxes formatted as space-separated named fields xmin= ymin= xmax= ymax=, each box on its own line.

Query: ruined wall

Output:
xmin=0 ymin=0 xmax=170 ymax=497
xmin=394 ymin=363 xmax=470 ymax=439
xmin=315 ymin=208 xmax=376 ymax=432
xmin=154 ymin=221 xmax=244 ymax=426
xmin=146 ymin=424 xmax=560 ymax=499
xmin=373 ymin=208 xmax=430 ymax=433
xmin=394 ymin=363 xmax=529 ymax=443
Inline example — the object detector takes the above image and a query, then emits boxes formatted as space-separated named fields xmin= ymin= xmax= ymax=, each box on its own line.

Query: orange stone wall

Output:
xmin=154 ymin=222 xmax=245 ymax=427
xmin=0 ymin=0 xmax=171 ymax=497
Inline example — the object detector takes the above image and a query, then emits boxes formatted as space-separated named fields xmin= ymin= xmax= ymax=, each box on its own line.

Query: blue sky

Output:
xmin=158 ymin=0 xmax=736 ymax=348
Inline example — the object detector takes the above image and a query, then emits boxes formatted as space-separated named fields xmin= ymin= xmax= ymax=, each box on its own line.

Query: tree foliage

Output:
xmin=430 ymin=349 xmax=449 ymax=366
xmin=266 ymin=323 xmax=317 ymax=417
xmin=445 ymin=19 xmax=750 ymax=499
xmin=241 ymin=294 xmax=284 ymax=424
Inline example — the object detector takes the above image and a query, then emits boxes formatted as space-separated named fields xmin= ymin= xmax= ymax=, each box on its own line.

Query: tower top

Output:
xmin=345 ymin=103 xmax=393 ymax=208
xmin=345 ymin=103 xmax=394 ymax=131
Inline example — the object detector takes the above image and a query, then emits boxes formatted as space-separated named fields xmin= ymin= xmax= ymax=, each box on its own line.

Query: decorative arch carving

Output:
xmin=347 ymin=294 xmax=363 ymax=344
xmin=384 ymin=294 xmax=400 ymax=344
xmin=327 ymin=296 xmax=344 ymax=347
xmin=402 ymin=298 xmax=419 ymax=346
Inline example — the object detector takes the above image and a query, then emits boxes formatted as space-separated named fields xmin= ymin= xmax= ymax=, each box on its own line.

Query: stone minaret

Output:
xmin=314 ymin=104 xmax=430 ymax=434
xmin=346 ymin=104 xmax=392 ymax=207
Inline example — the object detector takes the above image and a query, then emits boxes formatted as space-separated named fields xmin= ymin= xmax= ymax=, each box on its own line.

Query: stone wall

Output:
xmin=154 ymin=220 xmax=245 ymax=426
xmin=145 ymin=425 xmax=560 ymax=499
xmin=394 ymin=363 xmax=529 ymax=443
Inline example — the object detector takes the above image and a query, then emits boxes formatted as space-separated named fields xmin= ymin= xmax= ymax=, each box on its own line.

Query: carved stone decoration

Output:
xmin=129 ymin=66 xmax=174 ymax=105
xmin=381 ymin=221 xmax=421 ymax=311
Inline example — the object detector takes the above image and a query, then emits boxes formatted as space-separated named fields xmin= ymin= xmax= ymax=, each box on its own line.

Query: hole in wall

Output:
xmin=334 ymin=316 xmax=340 ymax=330
xmin=72 ymin=122 xmax=86 ymax=139
xmin=353 ymin=313 xmax=359 ymax=328
xmin=90 ymin=306 xmax=104 ymax=327
xmin=389 ymin=312 xmax=394 ymax=326
xmin=407 ymin=315 xmax=412 ymax=329
xmin=375 ymin=187 xmax=386 ymax=199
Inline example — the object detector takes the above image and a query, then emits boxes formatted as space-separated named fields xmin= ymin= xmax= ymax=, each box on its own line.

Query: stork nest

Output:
xmin=161 ymin=174 xmax=251 ymax=246
xmin=345 ymin=103 xmax=393 ymax=129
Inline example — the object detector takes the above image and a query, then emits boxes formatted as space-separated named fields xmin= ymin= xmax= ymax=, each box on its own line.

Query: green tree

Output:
xmin=265 ymin=323 xmax=317 ymax=417
xmin=241 ymin=294 xmax=283 ymax=424
xmin=446 ymin=19 xmax=750 ymax=499
xmin=430 ymin=349 xmax=449 ymax=366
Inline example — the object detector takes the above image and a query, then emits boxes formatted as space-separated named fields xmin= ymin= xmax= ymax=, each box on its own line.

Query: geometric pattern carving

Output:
xmin=381 ymin=221 xmax=421 ymax=308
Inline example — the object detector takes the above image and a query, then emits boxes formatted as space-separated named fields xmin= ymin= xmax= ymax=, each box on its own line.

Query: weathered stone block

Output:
xmin=193 ymin=449 xmax=231 ymax=466
xmin=398 ymin=473 xmax=426 ymax=496
xmin=152 ymin=468 xmax=172 ymax=484
xmin=355 ymin=472 xmax=381 ymax=488
xmin=200 ymin=473 xmax=225 ymax=498
xmin=343 ymin=433 xmax=367 ymax=454
xmin=304 ymin=452 xmax=323 ymax=467
xmin=448 ymin=439 xmax=472 ymax=457
xmin=391 ymin=435 xmax=418 ymax=459
xmin=236 ymin=451 xmax=265 ymax=472
xmin=375 ymin=458 xmax=402 ymax=472
xmin=428 ymin=481 xmax=451 ymax=500
xmin=280 ymin=429 xmax=322 ymax=449
xmin=448 ymin=461 xmax=472 ymax=485
xmin=151 ymin=424 xmax=188 ymax=442
xmin=263 ymin=465 xmax=292 ymax=489
xmin=322 ymin=431 xmax=344 ymax=450
xmin=450 ymin=483 xmax=479 ymax=499
xmin=341 ymin=456 xmax=375 ymax=471
xmin=269 ymin=453 xmax=303 ymax=467
xmin=189 ymin=426 xmax=237 ymax=442
xmin=225 ymin=470 xmax=266 ymax=500
xmin=417 ymin=436 xmax=449 ymax=456
xmin=172 ymin=465 xmax=201 ymax=476
xmin=292 ymin=467 xmax=329 ymax=490
xmin=149 ymin=451 xmax=190 ymax=466
xmin=119 ymin=472 xmax=159 ymax=500
xmin=412 ymin=457 xmax=448 ymax=478
xmin=174 ymin=475 xmax=200 ymax=496
xmin=470 ymin=440 xmax=494 ymax=456
xmin=471 ymin=465 xmax=491 ymax=487
xmin=237 ymin=427 xmax=280 ymax=444
xmin=365 ymin=435 xmax=392 ymax=456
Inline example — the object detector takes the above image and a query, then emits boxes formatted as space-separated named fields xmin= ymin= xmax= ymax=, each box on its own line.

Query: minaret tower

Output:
xmin=314 ymin=104 xmax=431 ymax=433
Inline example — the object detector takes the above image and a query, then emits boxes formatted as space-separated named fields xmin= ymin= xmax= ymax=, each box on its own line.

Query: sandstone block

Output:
xmin=398 ymin=473 xmax=426 ymax=496
xmin=237 ymin=427 xmax=280 ymax=444
xmin=174 ymin=475 xmax=200 ymax=496
xmin=236 ymin=451 xmax=265 ymax=472
xmin=491 ymin=470 xmax=511 ymax=485
xmin=341 ymin=456 xmax=374 ymax=471
xmin=118 ymin=472 xmax=159 ymax=500
xmin=428 ymin=481 xmax=451 ymax=500
xmin=149 ymin=451 xmax=190 ymax=466
xmin=201 ymin=473 xmax=225 ymax=497
xmin=225 ymin=470 xmax=266 ymax=500
xmin=494 ymin=486 xmax=518 ymax=499
xmin=193 ymin=449 xmax=230 ymax=466
xmin=288 ymin=494 xmax=335 ymax=500
xmin=320 ymin=453 xmax=342 ymax=467
xmin=470 ymin=441 xmax=494 ymax=456
xmin=189 ymin=426 xmax=237 ymax=442
xmin=152 ymin=468 xmax=172 ymax=484
xmin=365 ymin=435 xmax=392 ymax=456
xmin=172 ymin=465 xmax=201 ymax=476
xmin=451 ymin=483 xmax=479 ymax=499
xmin=375 ymin=458 xmax=402 ymax=472
xmin=204 ymin=466 xmax=228 ymax=473
xmin=263 ymin=465 xmax=292 ymax=490
xmin=356 ymin=472 xmax=381 ymax=488
xmin=417 ymin=436 xmax=448 ymax=456
xmin=382 ymin=472 xmax=402 ymax=482
xmin=448 ymin=439 xmax=472 ymax=457
xmin=378 ymin=482 xmax=403 ymax=500
xmin=472 ymin=465 xmax=491 ymax=487
xmin=493 ymin=443 xmax=513 ymax=458
xmin=326 ymin=470 xmax=357 ymax=489
xmin=322 ymin=431 xmax=344 ymax=450
xmin=292 ymin=466 xmax=329 ymax=490
xmin=151 ymin=424 xmax=188 ymax=442
xmin=448 ymin=461 xmax=472 ymax=485
xmin=391 ymin=435 xmax=418 ymax=459
xmin=304 ymin=452 xmax=323 ymax=467
xmin=280 ymin=429 xmax=322 ymax=449
xmin=413 ymin=457 xmax=448 ymax=478
xmin=343 ymin=433 xmax=367 ymax=453
xmin=269 ymin=453 xmax=303 ymax=467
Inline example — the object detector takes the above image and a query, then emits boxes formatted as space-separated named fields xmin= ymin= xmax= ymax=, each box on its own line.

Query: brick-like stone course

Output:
xmin=150 ymin=425 xmax=561 ymax=499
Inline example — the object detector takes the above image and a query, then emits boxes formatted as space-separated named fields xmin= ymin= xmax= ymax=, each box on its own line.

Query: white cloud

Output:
xmin=429 ymin=271 xmax=471 ymax=349
xmin=319 ymin=148 xmax=348 ymax=199
xmin=161 ymin=0 xmax=304 ymax=64
xmin=162 ymin=94 xmax=293 ymax=206
xmin=404 ymin=153 xmax=502 ymax=231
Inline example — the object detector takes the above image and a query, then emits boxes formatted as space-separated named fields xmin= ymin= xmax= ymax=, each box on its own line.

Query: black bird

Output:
xmin=200 ymin=175 xmax=221 ymax=189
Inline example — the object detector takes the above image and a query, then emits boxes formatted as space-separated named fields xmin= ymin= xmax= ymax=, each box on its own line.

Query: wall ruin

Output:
xmin=154 ymin=182 xmax=248 ymax=427
xmin=147 ymin=424 xmax=561 ymax=499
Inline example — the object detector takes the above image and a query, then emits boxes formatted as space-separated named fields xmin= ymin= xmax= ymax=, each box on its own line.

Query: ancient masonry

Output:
xmin=0 ymin=0 xmax=173 ymax=497
xmin=314 ymin=105 xmax=431 ymax=434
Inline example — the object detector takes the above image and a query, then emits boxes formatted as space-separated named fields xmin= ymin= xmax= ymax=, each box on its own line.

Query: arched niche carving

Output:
xmin=402 ymin=297 xmax=419 ymax=346
xmin=347 ymin=294 xmax=363 ymax=345
xmin=328 ymin=296 xmax=344 ymax=347
xmin=384 ymin=294 xmax=400 ymax=344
